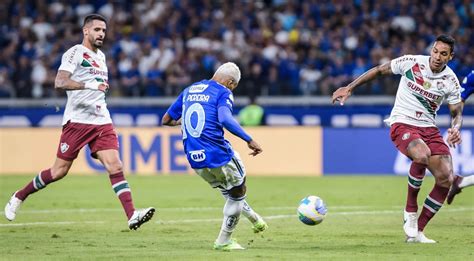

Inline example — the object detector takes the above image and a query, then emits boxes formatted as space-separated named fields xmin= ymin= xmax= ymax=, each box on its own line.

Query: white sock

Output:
xmin=459 ymin=175 xmax=474 ymax=188
xmin=219 ymin=189 xmax=259 ymax=224
xmin=242 ymin=201 xmax=260 ymax=224
xmin=216 ymin=198 xmax=243 ymax=244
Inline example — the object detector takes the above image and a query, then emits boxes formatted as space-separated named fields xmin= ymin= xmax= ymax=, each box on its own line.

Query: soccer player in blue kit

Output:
xmin=447 ymin=70 xmax=474 ymax=204
xmin=162 ymin=62 xmax=268 ymax=251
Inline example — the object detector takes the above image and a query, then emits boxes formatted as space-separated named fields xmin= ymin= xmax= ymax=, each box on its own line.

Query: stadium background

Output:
xmin=0 ymin=0 xmax=473 ymax=175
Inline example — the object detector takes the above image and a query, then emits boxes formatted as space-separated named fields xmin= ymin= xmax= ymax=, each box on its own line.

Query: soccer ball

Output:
xmin=297 ymin=195 xmax=327 ymax=225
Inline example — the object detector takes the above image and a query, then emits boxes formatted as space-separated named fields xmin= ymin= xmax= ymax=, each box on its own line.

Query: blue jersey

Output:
xmin=461 ymin=70 xmax=474 ymax=101
xmin=167 ymin=79 xmax=235 ymax=169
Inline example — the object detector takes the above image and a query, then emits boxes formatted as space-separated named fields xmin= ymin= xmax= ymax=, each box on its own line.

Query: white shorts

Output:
xmin=194 ymin=151 xmax=246 ymax=191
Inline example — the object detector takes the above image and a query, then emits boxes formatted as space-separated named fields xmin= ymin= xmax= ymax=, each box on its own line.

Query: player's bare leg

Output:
xmin=4 ymin=158 xmax=72 ymax=221
xmin=447 ymin=174 xmax=474 ymax=204
xmin=403 ymin=139 xmax=430 ymax=239
xmin=96 ymin=149 xmax=154 ymax=230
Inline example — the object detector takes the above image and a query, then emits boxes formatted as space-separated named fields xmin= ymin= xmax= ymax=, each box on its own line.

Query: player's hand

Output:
xmin=85 ymin=80 xmax=109 ymax=93
xmin=447 ymin=127 xmax=461 ymax=148
xmin=332 ymin=86 xmax=352 ymax=106
xmin=97 ymin=83 xmax=109 ymax=93
xmin=247 ymin=140 xmax=262 ymax=156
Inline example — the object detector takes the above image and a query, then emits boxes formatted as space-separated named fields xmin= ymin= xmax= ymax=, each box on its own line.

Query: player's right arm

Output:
xmin=332 ymin=60 xmax=393 ymax=105
xmin=55 ymin=70 xmax=85 ymax=90
xmin=162 ymin=93 xmax=183 ymax=126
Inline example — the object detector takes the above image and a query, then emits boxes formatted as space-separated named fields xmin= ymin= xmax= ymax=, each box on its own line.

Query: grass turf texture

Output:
xmin=1 ymin=175 xmax=473 ymax=260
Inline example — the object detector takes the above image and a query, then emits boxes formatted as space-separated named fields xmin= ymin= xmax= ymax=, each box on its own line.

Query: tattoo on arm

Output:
xmin=55 ymin=71 xmax=85 ymax=90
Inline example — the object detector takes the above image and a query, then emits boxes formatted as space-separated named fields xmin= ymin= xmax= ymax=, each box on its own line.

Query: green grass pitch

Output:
xmin=1 ymin=175 xmax=473 ymax=260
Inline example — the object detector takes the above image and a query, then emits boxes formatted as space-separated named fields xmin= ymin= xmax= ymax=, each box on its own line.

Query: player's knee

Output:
xmin=105 ymin=160 xmax=123 ymax=174
xmin=50 ymin=166 xmax=68 ymax=180
xmin=228 ymin=183 xmax=246 ymax=200
xmin=411 ymin=151 xmax=431 ymax=165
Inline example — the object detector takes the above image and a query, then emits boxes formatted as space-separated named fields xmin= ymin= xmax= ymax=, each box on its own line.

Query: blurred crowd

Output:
xmin=0 ymin=0 xmax=472 ymax=98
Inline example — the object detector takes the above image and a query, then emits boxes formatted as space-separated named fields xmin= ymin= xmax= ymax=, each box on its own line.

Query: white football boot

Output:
xmin=403 ymin=210 xmax=418 ymax=238
xmin=406 ymin=231 xmax=436 ymax=243
xmin=4 ymin=192 xmax=22 ymax=221
xmin=128 ymin=207 xmax=155 ymax=230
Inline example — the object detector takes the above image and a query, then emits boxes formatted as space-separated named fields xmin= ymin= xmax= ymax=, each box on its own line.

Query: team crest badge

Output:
xmin=436 ymin=81 xmax=445 ymax=90
xmin=402 ymin=133 xmax=410 ymax=141
xmin=60 ymin=142 xmax=69 ymax=153
xmin=423 ymin=81 xmax=431 ymax=89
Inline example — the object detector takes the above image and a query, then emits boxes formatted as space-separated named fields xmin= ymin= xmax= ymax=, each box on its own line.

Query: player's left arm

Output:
xmin=447 ymin=102 xmax=463 ymax=148
xmin=162 ymin=93 xmax=183 ymax=126
xmin=218 ymin=106 xmax=262 ymax=156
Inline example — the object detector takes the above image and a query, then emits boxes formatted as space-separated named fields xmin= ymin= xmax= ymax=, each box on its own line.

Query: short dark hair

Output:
xmin=435 ymin=35 xmax=455 ymax=53
xmin=83 ymin=14 xmax=107 ymax=27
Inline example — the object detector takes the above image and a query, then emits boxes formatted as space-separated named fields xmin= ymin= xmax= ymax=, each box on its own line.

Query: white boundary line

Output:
xmin=157 ymin=207 xmax=474 ymax=224
xmin=1 ymin=207 xmax=472 ymax=227
xmin=0 ymin=205 xmax=374 ymax=215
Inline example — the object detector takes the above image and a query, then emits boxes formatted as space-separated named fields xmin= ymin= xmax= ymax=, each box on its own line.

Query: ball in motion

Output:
xmin=297 ymin=195 xmax=327 ymax=225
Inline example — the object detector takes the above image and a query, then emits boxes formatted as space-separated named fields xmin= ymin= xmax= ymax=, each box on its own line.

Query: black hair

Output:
xmin=83 ymin=14 xmax=107 ymax=27
xmin=435 ymin=35 xmax=455 ymax=53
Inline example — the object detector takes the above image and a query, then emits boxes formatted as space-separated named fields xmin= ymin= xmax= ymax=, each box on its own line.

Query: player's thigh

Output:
xmin=57 ymin=122 xmax=95 ymax=161
xmin=194 ymin=154 xmax=246 ymax=191
xmin=390 ymin=123 xmax=430 ymax=161
xmin=88 ymin=124 xmax=119 ymax=159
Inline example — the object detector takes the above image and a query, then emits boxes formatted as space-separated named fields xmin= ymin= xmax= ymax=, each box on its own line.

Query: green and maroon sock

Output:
xmin=16 ymin=169 xmax=55 ymax=201
xmin=418 ymin=184 xmax=449 ymax=231
xmin=405 ymin=162 xmax=426 ymax=212
xmin=109 ymin=172 xmax=135 ymax=219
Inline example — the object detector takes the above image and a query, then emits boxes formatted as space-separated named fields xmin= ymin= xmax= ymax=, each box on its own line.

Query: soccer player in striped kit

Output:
xmin=332 ymin=35 xmax=463 ymax=243
xmin=4 ymin=14 xmax=154 ymax=230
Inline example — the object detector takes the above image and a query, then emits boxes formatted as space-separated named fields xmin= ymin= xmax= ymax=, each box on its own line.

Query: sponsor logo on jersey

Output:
xmin=407 ymin=81 xmax=441 ymax=100
xmin=415 ymin=111 xmax=423 ymax=118
xmin=186 ymin=94 xmax=210 ymax=102
xmin=402 ymin=133 xmax=410 ymax=140
xmin=189 ymin=83 xmax=209 ymax=93
xmin=60 ymin=142 xmax=69 ymax=153
xmin=89 ymin=68 xmax=107 ymax=76
xmin=67 ymin=47 xmax=78 ymax=64
xmin=396 ymin=56 xmax=416 ymax=64
xmin=189 ymin=150 xmax=206 ymax=162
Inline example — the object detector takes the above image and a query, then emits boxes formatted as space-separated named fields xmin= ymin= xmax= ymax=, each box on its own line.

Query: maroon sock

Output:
xmin=405 ymin=162 xmax=426 ymax=212
xmin=109 ymin=172 xmax=135 ymax=219
xmin=15 ymin=169 xmax=55 ymax=201
xmin=418 ymin=184 xmax=449 ymax=231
